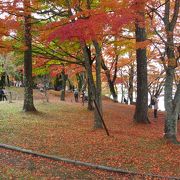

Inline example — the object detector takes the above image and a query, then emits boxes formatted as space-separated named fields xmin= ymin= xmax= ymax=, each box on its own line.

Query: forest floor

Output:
xmin=0 ymin=88 xmax=180 ymax=179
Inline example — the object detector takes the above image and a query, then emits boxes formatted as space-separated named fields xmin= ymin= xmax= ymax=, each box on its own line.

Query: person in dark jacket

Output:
xmin=73 ymin=88 xmax=79 ymax=102
xmin=0 ymin=89 xmax=3 ymax=101
xmin=2 ymin=88 xmax=7 ymax=101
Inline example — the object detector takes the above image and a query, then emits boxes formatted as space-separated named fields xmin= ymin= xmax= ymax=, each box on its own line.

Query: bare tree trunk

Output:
xmin=163 ymin=0 xmax=180 ymax=143
xmin=87 ymin=78 xmax=94 ymax=111
xmin=133 ymin=5 xmax=149 ymax=123
xmin=128 ymin=64 xmax=134 ymax=104
xmin=121 ymin=84 xmax=124 ymax=103
xmin=108 ymin=80 xmax=118 ymax=102
xmin=101 ymin=60 xmax=118 ymax=102
xmin=8 ymin=91 xmax=12 ymax=103
xmin=23 ymin=0 xmax=36 ymax=112
xmin=93 ymin=40 xmax=103 ymax=129
xmin=164 ymin=68 xmax=180 ymax=143
xmin=43 ymin=75 xmax=49 ymax=103
xmin=60 ymin=69 xmax=67 ymax=101
xmin=164 ymin=31 xmax=179 ymax=143
xmin=81 ymin=41 xmax=103 ymax=128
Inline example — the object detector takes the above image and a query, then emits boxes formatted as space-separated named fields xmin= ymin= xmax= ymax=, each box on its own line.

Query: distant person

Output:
xmin=84 ymin=91 xmax=88 ymax=101
xmin=0 ymin=89 xmax=3 ymax=101
xmin=74 ymin=88 xmax=78 ymax=102
xmin=152 ymin=96 xmax=159 ymax=118
xmin=124 ymin=97 xmax=127 ymax=104
xmin=2 ymin=88 xmax=7 ymax=101
xmin=38 ymin=83 xmax=44 ymax=92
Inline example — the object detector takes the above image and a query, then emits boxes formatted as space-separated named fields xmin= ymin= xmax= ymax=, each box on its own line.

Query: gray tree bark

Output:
xmin=60 ymin=68 xmax=67 ymax=101
xmin=93 ymin=40 xmax=103 ymax=129
xmin=128 ymin=64 xmax=134 ymax=104
xmin=81 ymin=41 xmax=103 ymax=128
xmin=163 ymin=0 xmax=180 ymax=143
xmin=133 ymin=7 xmax=149 ymax=123
xmin=101 ymin=58 xmax=118 ymax=102
xmin=23 ymin=0 xmax=36 ymax=112
xmin=87 ymin=78 xmax=94 ymax=111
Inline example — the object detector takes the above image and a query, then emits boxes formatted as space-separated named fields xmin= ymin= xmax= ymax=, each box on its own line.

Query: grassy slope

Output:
xmin=0 ymin=89 xmax=180 ymax=178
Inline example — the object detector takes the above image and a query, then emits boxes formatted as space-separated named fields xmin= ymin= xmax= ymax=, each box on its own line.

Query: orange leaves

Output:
xmin=33 ymin=57 xmax=48 ymax=68
xmin=1 ymin=94 xmax=180 ymax=177
xmin=48 ymin=64 xmax=84 ymax=78
xmin=0 ymin=41 xmax=13 ymax=53
xmin=135 ymin=40 xmax=151 ymax=49
xmin=117 ymin=58 xmax=134 ymax=68
xmin=66 ymin=64 xmax=84 ymax=78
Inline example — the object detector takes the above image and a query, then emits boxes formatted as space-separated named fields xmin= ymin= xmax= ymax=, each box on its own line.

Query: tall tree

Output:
xmin=23 ymin=0 xmax=36 ymax=111
xmin=148 ymin=0 xmax=180 ymax=143
xmin=163 ymin=0 xmax=180 ymax=143
xmin=93 ymin=40 xmax=103 ymax=128
xmin=101 ymin=40 xmax=119 ymax=102
xmin=133 ymin=1 xmax=150 ymax=123
xmin=128 ymin=62 xmax=135 ymax=104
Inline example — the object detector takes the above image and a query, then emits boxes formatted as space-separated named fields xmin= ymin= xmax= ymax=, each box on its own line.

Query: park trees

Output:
xmin=133 ymin=0 xmax=150 ymax=123
xmin=47 ymin=0 xmax=103 ymax=128
xmin=0 ymin=0 xmax=37 ymax=111
xmin=0 ymin=0 xmax=179 ymax=143
xmin=162 ymin=0 xmax=180 ymax=143
xmin=47 ymin=0 xmax=137 ymax=128
xmin=148 ymin=0 xmax=180 ymax=143
xmin=23 ymin=0 xmax=36 ymax=111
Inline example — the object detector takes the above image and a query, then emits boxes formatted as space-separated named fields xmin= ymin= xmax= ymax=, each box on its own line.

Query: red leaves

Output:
xmin=47 ymin=7 xmax=135 ymax=43
xmin=0 ymin=95 xmax=180 ymax=177
xmin=49 ymin=64 xmax=84 ymax=78
xmin=48 ymin=13 xmax=107 ymax=43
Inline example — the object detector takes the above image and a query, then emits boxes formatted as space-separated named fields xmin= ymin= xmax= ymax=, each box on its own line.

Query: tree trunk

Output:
xmin=164 ymin=68 xmax=180 ymax=143
xmin=121 ymin=83 xmax=124 ymax=103
xmin=133 ymin=8 xmax=149 ymax=123
xmin=164 ymin=35 xmax=179 ymax=142
xmin=93 ymin=40 xmax=103 ymax=129
xmin=87 ymin=78 xmax=94 ymax=111
xmin=101 ymin=58 xmax=118 ymax=102
xmin=8 ymin=91 xmax=12 ymax=103
xmin=128 ymin=64 xmax=134 ymax=104
xmin=23 ymin=0 xmax=36 ymax=112
xmin=60 ymin=69 xmax=67 ymax=101
xmin=76 ymin=73 xmax=83 ymax=92
xmin=81 ymin=41 xmax=102 ymax=128
xmin=43 ymin=75 xmax=49 ymax=103
xmin=163 ymin=0 xmax=180 ymax=143
xmin=109 ymin=80 xmax=118 ymax=102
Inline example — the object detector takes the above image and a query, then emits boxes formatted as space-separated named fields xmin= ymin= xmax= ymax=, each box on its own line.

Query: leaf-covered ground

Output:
xmin=0 ymin=89 xmax=180 ymax=179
